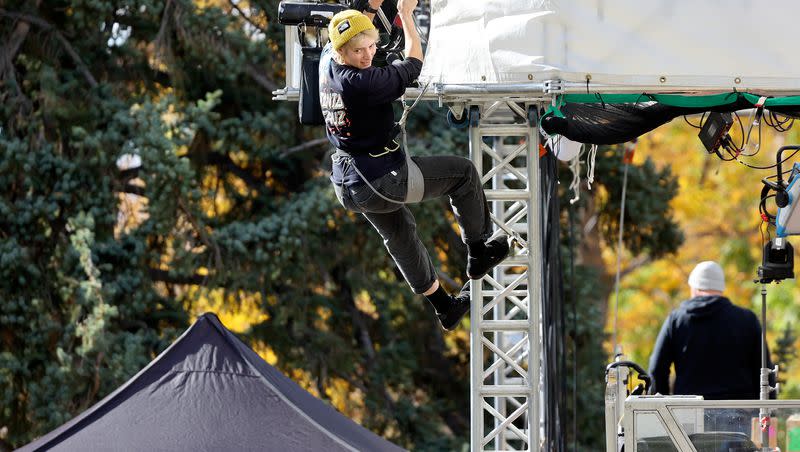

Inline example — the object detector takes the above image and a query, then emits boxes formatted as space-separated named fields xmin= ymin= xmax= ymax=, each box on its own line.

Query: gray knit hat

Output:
xmin=688 ymin=261 xmax=726 ymax=292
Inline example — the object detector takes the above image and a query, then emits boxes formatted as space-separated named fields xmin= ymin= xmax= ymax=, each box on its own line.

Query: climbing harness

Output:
xmin=335 ymin=80 xmax=431 ymax=206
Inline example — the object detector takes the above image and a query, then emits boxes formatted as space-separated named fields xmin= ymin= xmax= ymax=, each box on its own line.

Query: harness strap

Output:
xmin=403 ymin=134 xmax=425 ymax=203
xmin=400 ymin=81 xmax=431 ymax=203
xmin=333 ymin=148 xmax=406 ymax=206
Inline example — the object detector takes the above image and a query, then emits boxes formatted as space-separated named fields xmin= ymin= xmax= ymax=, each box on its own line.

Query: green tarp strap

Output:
xmin=544 ymin=95 xmax=566 ymax=117
xmin=540 ymin=95 xmax=566 ymax=127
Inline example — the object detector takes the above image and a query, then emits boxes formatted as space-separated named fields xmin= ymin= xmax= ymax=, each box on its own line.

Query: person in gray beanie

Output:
xmin=648 ymin=261 xmax=773 ymax=430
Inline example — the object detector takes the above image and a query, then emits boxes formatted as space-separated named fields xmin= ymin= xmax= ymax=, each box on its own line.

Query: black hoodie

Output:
xmin=648 ymin=295 xmax=771 ymax=400
xmin=318 ymin=44 xmax=423 ymax=187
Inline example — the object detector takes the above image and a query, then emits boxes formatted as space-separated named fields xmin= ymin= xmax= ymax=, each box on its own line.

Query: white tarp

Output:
xmin=421 ymin=0 xmax=800 ymax=91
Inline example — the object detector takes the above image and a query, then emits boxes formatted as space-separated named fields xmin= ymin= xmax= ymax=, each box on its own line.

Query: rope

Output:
xmin=587 ymin=144 xmax=598 ymax=190
xmin=568 ymin=145 xmax=582 ymax=205
xmin=399 ymin=80 xmax=430 ymax=127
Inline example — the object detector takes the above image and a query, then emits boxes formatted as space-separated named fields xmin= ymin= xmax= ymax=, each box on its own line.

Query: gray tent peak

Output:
xmin=20 ymin=313 xmax=405 ymax=452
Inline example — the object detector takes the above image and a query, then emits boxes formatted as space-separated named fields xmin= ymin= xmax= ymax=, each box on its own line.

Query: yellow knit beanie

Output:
xmin=328 ymin=10 xmax=377 ymax=51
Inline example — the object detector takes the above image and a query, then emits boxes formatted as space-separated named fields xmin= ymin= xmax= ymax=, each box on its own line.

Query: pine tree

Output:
xmin=0 ymin=2 xmax=685 ymax=450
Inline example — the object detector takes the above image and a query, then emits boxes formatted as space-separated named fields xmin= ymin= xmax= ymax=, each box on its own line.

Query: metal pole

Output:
xmin=528 ymin=105 xmax=542 ymax=451
xmin=469 ymin=108 xmax=483 ymax=451
xmin=759 ymin=283 xmax=770 ymax=451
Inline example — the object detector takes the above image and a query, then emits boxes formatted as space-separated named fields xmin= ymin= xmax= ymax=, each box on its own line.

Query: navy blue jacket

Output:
xmin=319 ymin=43 xmax=422 ymax=185
xmin=648 ymin=295 xmax=770 ymax=400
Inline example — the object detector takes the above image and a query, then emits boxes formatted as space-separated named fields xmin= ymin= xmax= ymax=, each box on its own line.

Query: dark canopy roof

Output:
xmin=21 ymin=313 xmax=405 ymax=452
xmin=541 ymin=92 xmax=800 ymax=145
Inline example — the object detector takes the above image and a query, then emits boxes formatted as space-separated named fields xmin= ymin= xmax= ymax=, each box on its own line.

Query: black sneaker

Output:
xmin=466 ymin=235 xmax=511 ymax=279
xmin=437 ymin=282 xmax=471 ymax=331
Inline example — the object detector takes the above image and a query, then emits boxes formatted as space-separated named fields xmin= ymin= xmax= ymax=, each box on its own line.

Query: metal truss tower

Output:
xmin=466 ymin=100 xmax=543 ymax=452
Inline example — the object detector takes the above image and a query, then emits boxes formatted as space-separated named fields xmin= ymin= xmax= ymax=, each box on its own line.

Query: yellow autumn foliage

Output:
xmin=607 ymin=117 xmax=800 ymax=397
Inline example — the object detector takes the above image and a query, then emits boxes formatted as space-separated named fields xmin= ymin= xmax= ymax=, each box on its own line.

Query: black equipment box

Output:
xmin=698 ymin=112 xmax=734 ymax=153
xmin=278 ymin=2 xmax=347 ymax=27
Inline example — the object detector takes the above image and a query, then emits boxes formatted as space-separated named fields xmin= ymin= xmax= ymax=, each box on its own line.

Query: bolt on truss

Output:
xmin=469 ymin=100 xmax=543 ymax=452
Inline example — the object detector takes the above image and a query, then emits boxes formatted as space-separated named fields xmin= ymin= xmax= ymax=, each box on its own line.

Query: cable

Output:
xmin=611 ymin=156 xmax=630 ymax=357
xmin=717 ymin=141 xmax=738 ymax=161
xmin=737 ymin=148 xmax=800 ymax=170
xmin=715 ymin=115 xmax=746 ymax=162
xmin=764 ymin=110 xmax=795 ymax=132
xmin=765 ymin=168 xmax=797 ymax=180
xmin=732 ymin=111 xmax=746 ymax=150
xmin=568 ymin=196 xmax=577 ymax=452
xmin=540 ymin=150 xmax=566 ymax=451
xmin=683 ymin=112 xmax=706 ymax=129
xmin=741 ymin=119 xmax=762 ymax=157
xmin=759 ymin=193 xmax=777 ymax=225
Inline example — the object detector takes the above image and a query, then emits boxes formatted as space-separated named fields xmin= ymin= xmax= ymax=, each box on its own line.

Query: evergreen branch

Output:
xmin=280 ymin=137 xmax=330 ymax=157
xmin=156 ymin=1 xmax=279 ymax=93
xmin=243 ymin=63 xmax=279 ymax=92
xmin=1 ymin=1 xmax=39 ymax=114
xmin=227 ymin=0 xmax=269 ymax=36
xmin=0 ymin=11 xmax=30 ymax=82
xmin=0 ymin=9 xmax=98 ymax=88
xmin=336 ymin=267 xmax=398 ymax=415
xmin=84 ymin=351 xmax=105 ymax=409
xmin=177 ymin=197 xmax=223 ymax=273
xmin=207 ymin=151 xmax=265 ymax=189
xmin=153 ymin=0 xmax=175 ymax=69
xmin=328 ymin=366 xmax=368 ymax=393
xmin=148 ymin=268 xmax=209 ymax=286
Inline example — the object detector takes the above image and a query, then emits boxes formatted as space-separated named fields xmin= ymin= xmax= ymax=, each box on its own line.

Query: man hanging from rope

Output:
xmin=319 ymin=1 xmax=509 ymax=330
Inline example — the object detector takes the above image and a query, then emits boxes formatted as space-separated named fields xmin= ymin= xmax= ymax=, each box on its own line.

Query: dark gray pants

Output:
xmin=333 ymin=154 xmax=492 ymax=294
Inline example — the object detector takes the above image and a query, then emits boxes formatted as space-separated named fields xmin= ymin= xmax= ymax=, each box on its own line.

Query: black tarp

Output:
xmin=541 ymin=97 xmax=800 ymax=145
xmin=20 ymin=313 xmax=405 ymax=452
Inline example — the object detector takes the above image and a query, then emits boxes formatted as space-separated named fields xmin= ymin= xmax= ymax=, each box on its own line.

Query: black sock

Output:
xmin=425 ymin=286 xmax=452 ymax=313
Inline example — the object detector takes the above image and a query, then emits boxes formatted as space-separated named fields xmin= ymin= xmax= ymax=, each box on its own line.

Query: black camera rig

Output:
xmin=278 ymin=1 xmax=405 ymax=62
xmin=757 ymin=238 xmax=794 ymax=284
xmin=277 ymin=1 xmax=407 ymax=125
xmin=756 ymin=146 xmax=800 ymax=284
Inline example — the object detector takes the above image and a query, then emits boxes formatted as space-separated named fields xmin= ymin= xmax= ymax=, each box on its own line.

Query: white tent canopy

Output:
xmin=421 ymin=0 xmax=800 ymax=92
